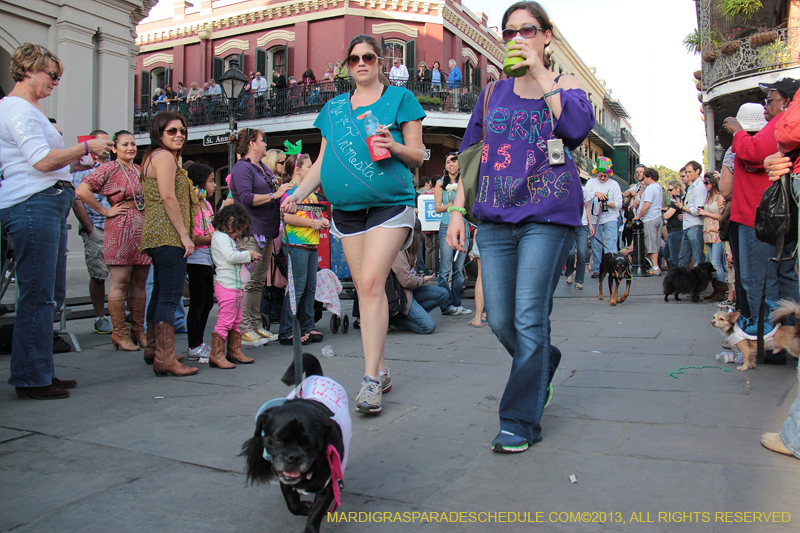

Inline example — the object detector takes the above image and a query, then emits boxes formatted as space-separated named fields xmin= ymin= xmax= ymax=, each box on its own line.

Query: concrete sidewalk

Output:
xmin=0 ymin=275 xmax=798 ymax=533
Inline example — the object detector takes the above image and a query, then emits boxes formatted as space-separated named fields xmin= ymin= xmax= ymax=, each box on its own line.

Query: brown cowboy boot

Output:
xmin=226 ymin=329 xmax=254 ymax=364
xmin=152 ymin=322 xmax=198 ymax=377
xmin=109 ymin=298 xmax=138 ymax=351
xmin=128 ymin=297 xmax=148 ymax=348
xmin=208 ymin=332 xmax=235 ymax=369
xmin=143 ymin=321 xmax=156 ymax=364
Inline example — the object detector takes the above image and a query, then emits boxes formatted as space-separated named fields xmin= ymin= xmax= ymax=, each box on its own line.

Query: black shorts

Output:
xmin=330 ymin=205 xmax=415 ymax=250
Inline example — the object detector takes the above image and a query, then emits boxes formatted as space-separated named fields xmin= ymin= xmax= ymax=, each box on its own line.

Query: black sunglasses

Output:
xmin=277 ymin=159 xmax=286 ymax=165
xmin=43 ymin=70 xmax=61 ymax=82
xmin=502 ymin=23 xmax=544 ymax=43
xmin=347 ymin=53 xmax=381 ymax=66
xmin=165 ymin=127 xmax=187 ymax=136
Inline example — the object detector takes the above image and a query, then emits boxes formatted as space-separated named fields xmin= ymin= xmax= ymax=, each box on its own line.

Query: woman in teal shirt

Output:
xmin=282 ymin=34 xmax=425 ymax=416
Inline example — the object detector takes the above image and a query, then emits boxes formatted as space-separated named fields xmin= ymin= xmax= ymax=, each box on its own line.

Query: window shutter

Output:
xmin=239 ymin=50 xmax=245 ymax=72
xmin=283 ymin=42 xmax=290 ymax=76
xmin=472 ymin=66 xmax=481 ymax=86
xmin=165 ymin=66 xmax=172 ymax=88
xmin=405 ymin=39 xmax=415 ymax=70
xmin=381 ymin=36 xmax=386 ymax=55
xmin=256 ymin=48 xmax=267 ymax=74
xmin=140 ymin=70 xmax=151 ymax=107
xmin=212 ymin=57 xmax=224 ymax=82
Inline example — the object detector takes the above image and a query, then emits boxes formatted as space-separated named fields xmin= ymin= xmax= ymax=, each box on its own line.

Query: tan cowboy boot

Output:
xmin=208 ymin=332 xmax=235 ymax=369
xmin=226 ymin=329 xmax=254 ymax=364
xmin=109 ymin=298 xmax=138 ymax=351
xmin=152 ymin=322 xmax=198 ymax=377
xmin=128 ymin=297 xmax=148 ymax=347
xmin=143 ymin=321 xmax=156 ymax=364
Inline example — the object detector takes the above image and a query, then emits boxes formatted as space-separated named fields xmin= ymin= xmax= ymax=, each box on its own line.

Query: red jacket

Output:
xmin=730 ymin=116 xmax=779 ymax=227
xmin=775 ymin=95 xmax=800 ymax=171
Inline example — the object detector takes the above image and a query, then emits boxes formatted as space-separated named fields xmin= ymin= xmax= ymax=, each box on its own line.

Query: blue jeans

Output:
xmin=389 ymin=285 xmax=449 ymax=334
xmin=666 ymin=230 xmax=683 ymax=267
xmin=679 ymin=225 xmax=706 ymax=267
xmin=565 ymin=225 xmax=589 ymax=284
xmin=0 ymin=186 xmax=73 ymax=387
xmin=145 ymin=246 xmax=187 ymax=326
xmin=478 ymin=221 xmax=573 ymax=444
xmin=279 ymin=247 xmax=317 ymax=338
xmin=145 ymin=266 xmax=186 ymax=331
xmin=781 ymin=176 xmax=800 ymax=457
xmin=707 ymin=241 xmax=726 ymax=282
xmin=591 ymin=219 xmax=618 ymax=274
xmin=438 ymin=224 xmax=469 ymax=311
xmin=733 ymin=223 xmax=778 ymax=319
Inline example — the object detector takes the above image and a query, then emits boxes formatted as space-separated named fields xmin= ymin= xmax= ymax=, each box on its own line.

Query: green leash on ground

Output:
xmin=669 ymin=365 xmax=731 ymax=379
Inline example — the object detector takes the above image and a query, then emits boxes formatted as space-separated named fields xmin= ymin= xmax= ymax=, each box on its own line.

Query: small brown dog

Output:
xmin=710 ymin=300 xmax=800 ymax=371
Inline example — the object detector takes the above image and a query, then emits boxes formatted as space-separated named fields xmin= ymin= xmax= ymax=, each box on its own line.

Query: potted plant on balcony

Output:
xmin=416 ymin=95 xmax=443 ymax=111
xmin=720 ymin=40 xmax=741 ymax=55
xmin=702 ymin=49 xmax=719 ymax=63
xmin=749 ymin=30 xmax=778 ymax=47
xmin=719 ymin=0 xmax=763 ymax=20
xmin=683 ymin=28 xmax=701 ymax=54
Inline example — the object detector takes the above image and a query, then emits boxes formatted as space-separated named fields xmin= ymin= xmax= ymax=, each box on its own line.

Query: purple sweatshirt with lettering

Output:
xmin=459 ymin=79 xmax=594 ymax=227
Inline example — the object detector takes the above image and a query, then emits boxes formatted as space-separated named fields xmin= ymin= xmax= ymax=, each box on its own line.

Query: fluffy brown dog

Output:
xmin=710 ymin=300 xmax=800 ymax=371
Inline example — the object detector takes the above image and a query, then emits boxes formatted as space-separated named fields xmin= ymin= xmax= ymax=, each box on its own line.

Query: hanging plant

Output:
xmin=702 ymin=49 xmax=719 ymax=63
xmin=720 ymin=0 xmax=763 ymax=20
xmin=695 ymin=80 xmax=702 ymax=91
xmin=683 ymin=29 xmax=702 ymax=54
xmin=721 ymin=41 xmax=741 ymax=55
xmin=694 ymin=70 xmax=702 ymax=80
xmin=749 ymin=30 xmax=778 ymax=47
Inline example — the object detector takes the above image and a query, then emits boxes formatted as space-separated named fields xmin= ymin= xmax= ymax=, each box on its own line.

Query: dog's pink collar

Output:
xmin=326 ymin=444 xmax=343 ymax=512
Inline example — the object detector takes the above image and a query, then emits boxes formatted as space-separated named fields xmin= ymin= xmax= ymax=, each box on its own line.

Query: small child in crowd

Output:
xmin=210 ymin=204 xmax=261 ymax=368
xmin=185 ymin=163 xmax=216 ymax=362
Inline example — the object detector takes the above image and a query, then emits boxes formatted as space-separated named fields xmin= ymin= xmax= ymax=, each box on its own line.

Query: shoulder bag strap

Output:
xmin=480 ymin=81 xmax=497 ymax=143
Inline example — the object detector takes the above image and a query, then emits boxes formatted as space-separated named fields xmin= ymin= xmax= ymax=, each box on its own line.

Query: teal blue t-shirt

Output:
xmin=313 ymin=85 xmax=425 ymax=211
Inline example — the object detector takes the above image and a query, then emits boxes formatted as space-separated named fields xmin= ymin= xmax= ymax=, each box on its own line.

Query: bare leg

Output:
xmin=469 ymin=258 xmax=483 ymax=327
xmin=130 ymin=265 xmax=150 ymax=299
xmin=108 ymin=266 xmax=133 ymax=300
xmin=341 ymin=227 xmax=409 ymax=378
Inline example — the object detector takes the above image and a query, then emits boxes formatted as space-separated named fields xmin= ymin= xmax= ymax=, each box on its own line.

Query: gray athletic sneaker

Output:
xmin=379 ymin=367 xmax=392 ymax=393
xmin=94 ymin=316 xmax=112 ymax=335
xmin=454 ymin=306 xmax=473 ymax=315
xmin=355 ymin=376 xmax=382 ymax=414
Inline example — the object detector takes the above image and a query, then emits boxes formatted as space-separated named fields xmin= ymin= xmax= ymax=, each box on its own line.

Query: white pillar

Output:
xmin=96 ymin=32 xmax=134 ymax=134
xmin=704 ymin=103 xmax=716 ymax=173
xmin=55 ymin=21 xmax=95 ymax=143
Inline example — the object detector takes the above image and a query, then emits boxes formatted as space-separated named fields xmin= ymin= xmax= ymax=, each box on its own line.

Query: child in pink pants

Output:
xmin=210 ymin=204 xmax=261 ymax=368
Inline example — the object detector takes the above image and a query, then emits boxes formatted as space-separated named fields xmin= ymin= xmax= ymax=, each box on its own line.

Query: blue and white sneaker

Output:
xmin=491 ymin=430 xmax=529 ymax=453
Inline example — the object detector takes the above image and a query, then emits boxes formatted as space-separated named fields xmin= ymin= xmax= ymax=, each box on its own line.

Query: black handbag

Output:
xmin=385 ymin=270 xmax=407 ymax=317
xmin=754 ymin=173 xmax=797 ymax=246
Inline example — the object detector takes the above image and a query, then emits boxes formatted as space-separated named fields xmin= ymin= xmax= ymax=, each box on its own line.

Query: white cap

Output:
xmin=735 ymin=103 xmax=768 ymax=132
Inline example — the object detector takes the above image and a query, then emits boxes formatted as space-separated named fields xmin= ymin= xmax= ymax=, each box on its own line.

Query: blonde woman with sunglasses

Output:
xmin=282 ymin=34 xmax=426 ymax=416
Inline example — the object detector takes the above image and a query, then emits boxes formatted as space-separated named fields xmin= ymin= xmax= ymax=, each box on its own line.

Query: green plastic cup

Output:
xmin=503 ymin=38 xmax=526 ymax=78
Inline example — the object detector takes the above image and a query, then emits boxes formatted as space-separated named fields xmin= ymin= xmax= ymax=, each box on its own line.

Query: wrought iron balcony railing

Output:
xmin=702 ymin=26 xmax=800 ymax=90
xmin=134 ymin=80 xmax=487 ymax=135
xmin=617 ymin=128 xmax=640 ymax=155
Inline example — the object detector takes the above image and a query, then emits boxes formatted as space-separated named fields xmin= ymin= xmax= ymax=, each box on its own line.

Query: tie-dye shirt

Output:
xmin=283 ymin=188 xmax=321 ymax=246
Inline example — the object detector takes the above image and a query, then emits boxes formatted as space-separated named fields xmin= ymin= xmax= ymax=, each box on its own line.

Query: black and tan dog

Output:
xmin=599 ymin=251 xmax=632 ymax=306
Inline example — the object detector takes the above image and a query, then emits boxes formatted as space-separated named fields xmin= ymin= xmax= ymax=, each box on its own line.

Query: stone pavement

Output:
xmin=0 ymin=276 xmax=798 ymax=533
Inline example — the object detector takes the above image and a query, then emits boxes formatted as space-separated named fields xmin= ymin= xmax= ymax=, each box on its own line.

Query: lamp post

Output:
xmin=218 ymin=58 xmax=248 ymax=176
xmin=714 ymin=136 xmax=725 ymax=165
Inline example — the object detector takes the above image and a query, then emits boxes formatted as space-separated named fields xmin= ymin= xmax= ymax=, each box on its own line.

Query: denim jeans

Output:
xmin=679 ymin=225 xmax=706 ymax=267
xmin=781 ymin=176 xmax=800 ymax=457
xmin=438 ymin=223 xmax=469 ymax=311
xmin=0 ymin=186 xmax=73 ymax=387
xmin=144 ymin=264 xmax=186 ymax=332
xmin=145 ymin=246 xmax=188 ymax=326
xmin=389 ymin=285 xmax=449 ymax=334
xmin=732 ymin=223 xmax=778 ymax=319
xmin=279 ymin=247 xmax=317 ymax=338
xmin=565 ymin=225 xmax=589 ymax=284
xmin=707 ymin=242 xmax=726 ymax=282
xmin=666 ymin=230 xmax=683 ymax=267
xmin=590 ymin=219 xmax=618 ymax=274
xmin=478 ymin=221 xmax=573 ymax=444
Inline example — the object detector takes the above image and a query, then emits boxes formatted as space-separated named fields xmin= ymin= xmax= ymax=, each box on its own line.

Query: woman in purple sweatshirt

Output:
xmin=447 ymin=1 xmax=594 ymax=453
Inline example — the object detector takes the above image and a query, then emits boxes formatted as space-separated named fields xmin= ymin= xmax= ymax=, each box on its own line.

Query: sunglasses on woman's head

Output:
xmin=347 ymin=53 xmax=381 ymax=66
xmin=165 ymin=127 xmax=187 ymax=136
xmin=502 ymin=23 xmax=544 ymax=43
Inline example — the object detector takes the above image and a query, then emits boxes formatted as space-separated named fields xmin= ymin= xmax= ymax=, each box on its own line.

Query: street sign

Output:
xmin=203 ymin=133 xmax=229 ymax=146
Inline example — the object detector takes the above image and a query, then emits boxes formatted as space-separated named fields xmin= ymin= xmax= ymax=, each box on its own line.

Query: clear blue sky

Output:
xmin=143 ymin=0 xmax=706 ymax=170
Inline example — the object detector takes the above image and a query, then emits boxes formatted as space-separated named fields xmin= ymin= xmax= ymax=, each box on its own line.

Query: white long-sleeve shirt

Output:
xmin=211 ymin=232 xmax=252 ymax=289
xmin=584 ymin=177 xmax=623 ymax=226
xmin=682 ymin=177 xmax=707 ymax=229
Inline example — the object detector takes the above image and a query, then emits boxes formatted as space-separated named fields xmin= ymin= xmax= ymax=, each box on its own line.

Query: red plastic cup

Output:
xmin=77 ymin=135 xmax=97 ymax=161
xmin=367 ymin=134 xmax=391 ymax=162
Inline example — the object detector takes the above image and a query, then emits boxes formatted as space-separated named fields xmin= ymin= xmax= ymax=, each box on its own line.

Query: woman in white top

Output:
xmin=0 ymin=43 xmax=113 ymax=400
